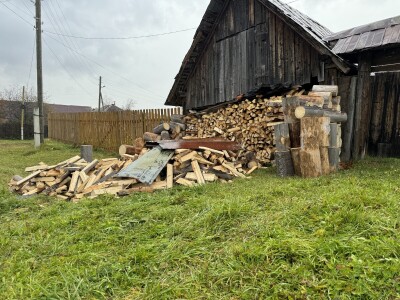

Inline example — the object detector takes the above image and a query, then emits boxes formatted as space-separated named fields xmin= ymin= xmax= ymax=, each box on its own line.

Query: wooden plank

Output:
xmin=191 ymin=160 xmax=205 ymax=184
xmin=176 ymin=178 xmax=196 ymax=187
xmin=222 ymin=163 xmax=247 ymax=178
xmin=16 ymin=171 xmax=41 ymax=186
xmin=185 ymin=172 xmax=218 ymax=182
xmin=167 ymin=164 xmax=173 ymax=189
xmin=68 ymin=171 xmax=80 ymax=193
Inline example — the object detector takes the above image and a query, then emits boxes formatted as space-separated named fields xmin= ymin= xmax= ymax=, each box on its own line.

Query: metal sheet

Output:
xmin=158 ymin=138 xmax=242 ymax=151
xmin=116 ymin=146 xmax=174 ymax=185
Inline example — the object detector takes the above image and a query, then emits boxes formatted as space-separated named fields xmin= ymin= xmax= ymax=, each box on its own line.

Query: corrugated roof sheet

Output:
xmin=266 ymin=0 xmax=332 ymax=43
xmin=325 ymin=16 xmax=400 ymax=54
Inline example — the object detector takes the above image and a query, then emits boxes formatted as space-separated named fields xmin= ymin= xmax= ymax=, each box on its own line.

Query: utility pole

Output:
xmin=98 ymin=76 xmax=104 ymax=112
xmin=21 ymin=86 xmax=25 ymax=141
xmin=35 ymin=0 xmax=44 ymax=144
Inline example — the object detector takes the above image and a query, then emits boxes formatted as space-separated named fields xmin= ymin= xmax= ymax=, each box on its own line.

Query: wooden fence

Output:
xmin=48 ymin=108 xmax=183 ymax=152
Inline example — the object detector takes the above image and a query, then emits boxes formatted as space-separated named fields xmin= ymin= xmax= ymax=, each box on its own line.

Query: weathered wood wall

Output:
xmin=185 ymin=0 xmax=321 ymax=110
xmin=324 ymin=67 xmax=400 ymax=158
xmin=48 ymin=108 xmax=182 ymax=153
xmin=369 ymin=72 xmax=400 ymax=156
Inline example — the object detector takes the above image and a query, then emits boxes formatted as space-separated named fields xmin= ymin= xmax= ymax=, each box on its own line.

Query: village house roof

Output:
xmin=47 ymin=104 xmax=92 ymax=113
xmin=325 ymin=16 xmax=400 ymax=55
xmin=165 ymin=0 xmax=351 ymax=106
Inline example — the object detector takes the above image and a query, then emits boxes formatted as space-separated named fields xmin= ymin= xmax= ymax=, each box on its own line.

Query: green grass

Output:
xmin=0 ymin=140 xmax=399 ymax=299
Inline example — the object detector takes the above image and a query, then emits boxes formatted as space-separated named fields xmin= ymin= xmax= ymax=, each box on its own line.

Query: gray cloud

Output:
xmin=1 ymin=0 xmax=399 ymax=109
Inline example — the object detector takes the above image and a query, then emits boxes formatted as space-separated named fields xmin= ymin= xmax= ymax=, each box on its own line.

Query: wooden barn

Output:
xmin=166 ymin=0 xmax=400 ymax=160
xmin=325 ymin=16 xmax=400 ymax=159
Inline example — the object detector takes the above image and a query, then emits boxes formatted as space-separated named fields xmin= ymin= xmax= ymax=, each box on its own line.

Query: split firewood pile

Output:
xmin=9 ymin=140 xmax=255 ymax=201
xmin=184 ymin=96 xmax=286 ymax=165
xmin=275 ymin=85 xmax=347 ymax=178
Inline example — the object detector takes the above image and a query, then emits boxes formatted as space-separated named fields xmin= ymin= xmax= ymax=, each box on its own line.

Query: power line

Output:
xmin=5 ymin=0 xmax=33 ymax=18
xmin=44 ymin=34 xmax=165 ymax=102
xmin=51 ymin=0 xmax=99 ymax=83
xmin=0 ymin=1 xmax=34 ymax=27
xmin=285 ymin=0 xmax=301 ymax=4
xmin=42 ymin=0 xmax=98 ymax=88
xmin=43 ymin=37 xmax=95 ymax=98
xmin=43 ymin=27 xmax=197 ymax=40
xmin=19 ymin=0 xmax=34 ymax=15
xmin=26 ymin=34 xmax=36 ymax=90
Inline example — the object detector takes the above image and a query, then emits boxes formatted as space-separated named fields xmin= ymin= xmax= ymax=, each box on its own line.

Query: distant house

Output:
xmin=47 ymin=104 xmax=92 ymax=114
xmin=99 ymin=103 xmax=123 ymax=112
xmin=0 ymin=100 xmax=92 ymax=139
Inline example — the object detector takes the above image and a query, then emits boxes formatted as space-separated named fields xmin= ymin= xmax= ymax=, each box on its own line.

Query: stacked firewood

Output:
xmin=184 ymin=97 xmax=286 ymax=165
xmin=9 ymin=147 xmax=255 ymax=201
xmin=275 ymin=85 xmax=347 ymax=178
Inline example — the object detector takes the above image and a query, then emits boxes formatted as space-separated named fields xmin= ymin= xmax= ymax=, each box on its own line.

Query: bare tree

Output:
xmin=0 ymin=85 xmax=50 ymax=125
xmin=123 ymin=98 xmax=136 ymax=111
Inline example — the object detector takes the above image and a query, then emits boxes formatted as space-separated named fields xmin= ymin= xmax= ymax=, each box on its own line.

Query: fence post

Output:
xmin=142 ymin=111 xmax=146 ymax=135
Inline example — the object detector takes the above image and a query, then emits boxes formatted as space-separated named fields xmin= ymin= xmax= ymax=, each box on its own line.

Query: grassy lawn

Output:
xmin=0 ymin=140 xmax=399 ymax=299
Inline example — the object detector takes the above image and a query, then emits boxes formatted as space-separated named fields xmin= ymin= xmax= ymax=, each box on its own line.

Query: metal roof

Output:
xmin=165 ymin=0 xmax=350 ymax=106
xmin=264 ymin=0 xmax=333 ymax=45
xmin=325 ymin=16 xmax=400 ymax=55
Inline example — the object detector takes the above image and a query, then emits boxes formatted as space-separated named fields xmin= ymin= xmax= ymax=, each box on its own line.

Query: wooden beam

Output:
xmin=371 ymin=48 xmax=400 ymax=66
xmin=371 ymin=64 xmax=400 ymax=72
xmin=353 ymin=52 xmax=372 ymax=160
xmin=341 ymin=76 xmax=357 ymax=162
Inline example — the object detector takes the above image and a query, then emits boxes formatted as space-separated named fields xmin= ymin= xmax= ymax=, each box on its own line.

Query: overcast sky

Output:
xmin=1 ymin=0 xmax=399 ymax=109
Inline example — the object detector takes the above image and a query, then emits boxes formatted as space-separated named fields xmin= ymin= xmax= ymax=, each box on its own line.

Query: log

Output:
xmin=290 ymin=148 xmax=302 ymax=176
xmin=301 ymin=117 xmax=330 ymax=149
xmin=275 ymin=151 xmax=295 ymax=177
xmin=332 ymin=96 xmax=341 ymax=106
xmin=160 ymin=131 xmax=171 ymax=140
xmin=143 ymin=132 xmax=161 ymax=142
xmin=330 ymin=123 xmax=339 ymax=148
xmin=312 ymin=85 xmax=339 ymax=96
xmin=283 ymin=97 xmax=301 ymax=148
xmin=119 ymin=145 xmax=136 ymax=156
xmin=274 ymin=123 xmax=291 ymax=151
xmin=295 ymin=107 xmax=348 ymax=123
xmin=80 ymin=145 xmax=93 ymax=162
xmin=300 ymin=149 xmax=322 ymax=178
xmin=298 ymin=95 xmax=324 ymax=107
xmin=308 ymin=92 xmax=332 ymax=102
xmin=170 ymin=122 xmax=186 ymax=131
xmin=320 ymin=146 xmax=330 ymax=175
xmin=308 ymin=92 xmax=333 ymax=108
xmin=171 ymin=114 xmax=184 ymax=123
xmin=328 ymin=147 xmax=340 ymax=172
xmin=134 ymin=138 xmax=145 ymax=153
xmin=153 ymin=123 xmax=170 ymax=134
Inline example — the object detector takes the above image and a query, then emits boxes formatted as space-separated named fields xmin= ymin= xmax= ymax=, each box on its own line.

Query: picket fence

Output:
xmin=48 ymin=108 xmax=182 ymax=152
